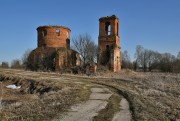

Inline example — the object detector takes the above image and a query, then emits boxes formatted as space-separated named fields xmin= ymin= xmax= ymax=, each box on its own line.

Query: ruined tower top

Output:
xmin=99 ymin=15 xmax=119 ymax=21
xmin=99 ymin=15 xmax=119 ymax=37
xmin=37 ymin=25 xmax=71 ymax=49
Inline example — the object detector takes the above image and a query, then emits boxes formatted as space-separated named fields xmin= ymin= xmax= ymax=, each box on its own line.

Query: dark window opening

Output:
xmin=105 ymin=22 xmax=111 ymax=36
xmin=43 ymin=44 xmax=46 ymax=47
xmin=106 ymin=45 xmax=110 ymax=50
xmin=66 ymin=39 xmax=70 ymax=48
xmin=42 ymin=30 xmax=47 ymax=37
xmin=56 ymin=29 xmax=60 ymax=36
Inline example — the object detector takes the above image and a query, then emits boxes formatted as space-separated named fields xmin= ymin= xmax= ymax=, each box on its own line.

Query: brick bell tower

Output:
xmin=98 ymin=15 xmax=121 ymax=72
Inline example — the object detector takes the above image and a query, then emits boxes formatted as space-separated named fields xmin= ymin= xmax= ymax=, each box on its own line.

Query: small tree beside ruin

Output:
xmin=21 ymin=49 xmax=32 ymax=69
xmin=11 ymin=59 xmax=22 ymax=69
xmin=71 ymin=34 xmax=98 ymax=65
xmin=122 ymin=50 xmax=132 ymax=69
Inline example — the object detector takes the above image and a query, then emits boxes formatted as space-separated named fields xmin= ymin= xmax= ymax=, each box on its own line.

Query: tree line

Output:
xmin=0 ymin=49 xmax=32 ymax=69
xmin=122 ymin=45 xmax=180 ymax=72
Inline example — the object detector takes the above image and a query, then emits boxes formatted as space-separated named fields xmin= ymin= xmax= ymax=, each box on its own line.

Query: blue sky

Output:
xmin=0 ymin=0 xmax=180 ymax=64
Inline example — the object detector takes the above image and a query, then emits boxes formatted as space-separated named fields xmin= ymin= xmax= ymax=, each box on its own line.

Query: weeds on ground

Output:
xmin=0 ymin=74 xmax=91 ymax=121
xmin=93 ymin=94 xmax=121 ymax=121
xmin=93 ymin=70 xmax=180 ymax=121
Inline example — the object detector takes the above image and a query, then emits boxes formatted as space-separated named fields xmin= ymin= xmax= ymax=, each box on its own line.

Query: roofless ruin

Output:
xmin=29 ymin=15 xmax=121 ymax=72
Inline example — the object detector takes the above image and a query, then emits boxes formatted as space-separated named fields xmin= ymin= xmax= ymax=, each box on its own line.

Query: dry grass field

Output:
xmin=94 ymin=70 xmax=180 ymax=121
xmin=0 ymin=69 xmax=180 ymax=121
xmin=0 ymin=69 xmax=91 ymax=121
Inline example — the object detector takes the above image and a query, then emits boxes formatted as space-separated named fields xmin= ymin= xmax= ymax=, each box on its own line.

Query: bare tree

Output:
xmin=173 ymin=51 xmax=180 ymax=72
xmin=159 ymin=53 xmax=176 ymax=72
xmin=122 ymin=50 xmax=132 ymax=69
xmin=134 ymin=45 xmax=144 ymax=70
xmin=11 ymin=59 xmax=22 ymax=69
xmin=147 ymin=50 xmax=161 ymax=71
xmin=71 ymin=34 xmax=98 ymax=64
xmin=134 ymin=45 xmax=162 ymax=72
xmin=0 ymin=61 xmax=9 ymax=68
xmin=134 ymin=45 xmax=179 ymax=72
xmin=177 ymin=51 xmax=180 ymax=60
xmin=22 ymin=49 xmax=32 ymax=67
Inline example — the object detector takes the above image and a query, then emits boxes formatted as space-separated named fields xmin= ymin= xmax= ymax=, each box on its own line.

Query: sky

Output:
xmin=0 ymin=0 xmax=180 ymax=64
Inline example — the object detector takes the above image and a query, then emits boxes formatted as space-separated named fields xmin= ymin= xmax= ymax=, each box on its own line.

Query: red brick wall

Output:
xmin=55 ymin=49 xmax=82 ymax=71
xmin=110 ymin=48 xmax=121 ymax=72
xmin=37 ymin=26 xmax=71 ymax=49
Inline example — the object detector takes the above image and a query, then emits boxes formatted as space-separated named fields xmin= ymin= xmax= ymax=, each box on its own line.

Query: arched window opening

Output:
xmin=56 ymin=29 xmax=60 ymax=36
xmin=66 ymin=39 xmax=70 ymax=48
xmin=106 ymin=45 xmax=110 ymax=50
xmin=105 ymin=22 xmax=111 ymax=36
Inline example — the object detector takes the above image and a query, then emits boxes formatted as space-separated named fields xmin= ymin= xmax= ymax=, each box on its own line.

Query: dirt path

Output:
xmin=112 ymin=98 xmax=132 ymax=121
xmin=54 ymin=87 xmax=112 ymax=121
xmin=54 ymin=87 xmax=132 ymax=121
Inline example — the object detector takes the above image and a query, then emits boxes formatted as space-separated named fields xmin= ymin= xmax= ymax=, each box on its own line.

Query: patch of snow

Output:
xmin=6 ymin=84 xmax=21 ymax=89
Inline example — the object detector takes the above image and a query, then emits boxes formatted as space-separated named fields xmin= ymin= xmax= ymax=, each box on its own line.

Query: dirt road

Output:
xmin=54 ymin=87 xmax=131 ymax=121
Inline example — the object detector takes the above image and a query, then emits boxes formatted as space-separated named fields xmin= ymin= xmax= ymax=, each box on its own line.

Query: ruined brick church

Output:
xmin=29 ymin=15 xmax=121 ymax=72
xmin=29 ymin=26 xmax=82 ymax=71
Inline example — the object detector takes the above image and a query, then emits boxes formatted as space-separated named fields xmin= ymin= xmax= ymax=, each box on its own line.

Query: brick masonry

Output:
xmin=37 ymin=26 xmax=71 ymax=48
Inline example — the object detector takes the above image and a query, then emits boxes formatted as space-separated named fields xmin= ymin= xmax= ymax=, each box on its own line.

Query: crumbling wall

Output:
xmin=110 ymin=48 xmax=121 ymax=72
xmin=28 ymin=47 xmax=56 ymax=71
xmin=55 ymin=48 xmax=82 ymax=71
xmin=86 ymin=63 xmax=97 ymax=75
